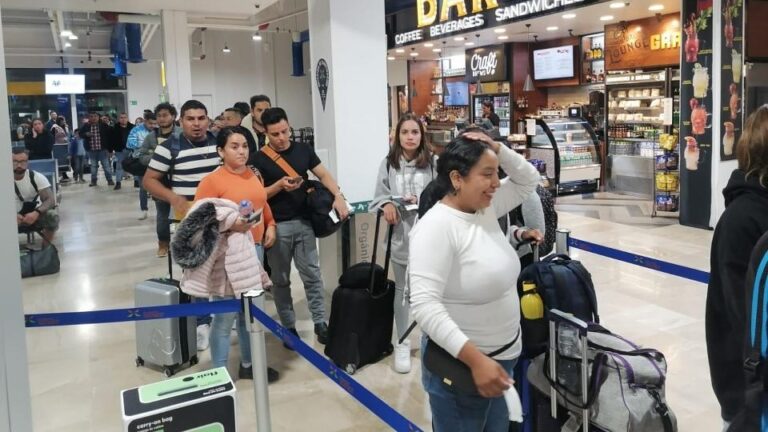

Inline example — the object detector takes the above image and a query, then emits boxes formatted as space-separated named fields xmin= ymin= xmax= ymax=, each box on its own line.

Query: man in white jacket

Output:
xmin=240 ymin=95 xmax=271 ymax=150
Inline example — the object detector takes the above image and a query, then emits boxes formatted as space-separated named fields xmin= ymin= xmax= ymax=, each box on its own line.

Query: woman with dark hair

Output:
xmin=24 ymin=118 xmax=54 ymax=160
xmin=409 ymin=130 xmax=542 ymax=431
xmin=194 ymin=125 xmax=279 ymax=383
xmin=482 ymin=100 xmax=500 ymax=127
xmin=706 ymin=105 xmax=768 ymax=430
xmin=369 ymin=113 xmax=436 ymax=374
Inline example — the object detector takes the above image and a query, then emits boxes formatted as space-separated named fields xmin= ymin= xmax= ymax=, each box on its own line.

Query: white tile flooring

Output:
xmin=21 ymin=181 xmax=720 ymax=431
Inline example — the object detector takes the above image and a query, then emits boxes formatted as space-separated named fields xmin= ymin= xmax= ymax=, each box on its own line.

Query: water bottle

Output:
xmin=239 ymin=200 xmax=253 ymax=219
xmin=520 ymin=282 xmax=544 ymax=320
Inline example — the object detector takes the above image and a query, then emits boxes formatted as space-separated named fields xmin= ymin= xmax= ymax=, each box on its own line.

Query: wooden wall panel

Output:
xmin=746 ymin=0 xmax=768 ymax=60
xmin=408 ymin=60 xmax=439 ymax=116
xmin=511 ymin=42 xmax=547 ymax=124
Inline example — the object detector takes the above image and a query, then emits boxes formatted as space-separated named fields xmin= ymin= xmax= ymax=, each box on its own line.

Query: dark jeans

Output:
xmin=71 ymin=155 xmax=85 ymax=180
xmin=155 ymin=199 xmax=170 ymax=242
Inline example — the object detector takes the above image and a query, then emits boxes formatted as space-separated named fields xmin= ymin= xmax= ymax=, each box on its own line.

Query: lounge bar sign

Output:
xmin=605 ymin=14 xmax=682 ymax=71
xmin=392 ymin=0 xmax=590 ymax=47
xmin=466 ymin=44 xmax=508 ymax=82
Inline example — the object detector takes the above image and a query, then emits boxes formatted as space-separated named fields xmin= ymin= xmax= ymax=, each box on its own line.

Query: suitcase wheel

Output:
xmin=345 ymin=364 xmax=357 ymax=375
xmin=135 ymin=357 xmax=144 ymax=368
xmin=190 ymin=356 xmax=199 ymax=366
xmin=164 ymin=367 xmax=175 ymax=377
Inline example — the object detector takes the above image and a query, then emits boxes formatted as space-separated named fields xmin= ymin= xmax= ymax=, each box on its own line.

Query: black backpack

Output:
xmin=509 ymin=185 xmax=558 ymax=256
xmin=517 ymin=254 xmax=599 ymax=358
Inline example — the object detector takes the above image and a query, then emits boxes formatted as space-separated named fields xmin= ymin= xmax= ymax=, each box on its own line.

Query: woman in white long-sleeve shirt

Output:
xmin=409 ymin=130 xmax=542 ymax=432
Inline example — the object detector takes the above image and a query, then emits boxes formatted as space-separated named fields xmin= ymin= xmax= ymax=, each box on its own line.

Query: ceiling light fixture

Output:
xmin=494 ymin=28 xmax=506 ymax=34
xmin=424 ymin=43 xmax=433 ymax=47
xmin=396 ymin=48 xmax=405 ymax=53
xmin=563 ymin=13 xmax=577 ymax=19
xmin=64 ymin=42 xmax=72 ymax=48
xmin=547 ymin=26 xmax=559 ymax=31
xmin=523 ymin=24 xmax=535 ymax=93
xmin=498 ymin=35 xmax=509 ymax=40
xmin=222 ymin=43 xmax=231 ymax=53
xmin=387 ymin=56 xmax=396 ymax=61
xmin=454 ymin=36 xmax=465 ymax=41
xmin=432 ymin=48 xmax=442 ymax=52
xmin=60 ymin=30 xmax=73 ymax=37
xmin=600 ymin=15 xmax=615 ymax=21
xmin=252 ymin=33 xmax=262 ymax=41
xmin=609 ymin=2 xmax=626 ymax=9
xmin=465 ymin=41 xmax=475 ymax=46
xmin=410 ymin=47 xmax=419 ymax=57
xmin=648 ymin=4 xmax=665 ymax=11
xmin=68 ymin=34 xmax=79 ymax=40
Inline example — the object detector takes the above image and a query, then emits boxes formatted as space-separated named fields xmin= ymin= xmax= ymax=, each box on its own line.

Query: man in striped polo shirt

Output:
xmin=142 ymin=100 xmax=221 ymax=354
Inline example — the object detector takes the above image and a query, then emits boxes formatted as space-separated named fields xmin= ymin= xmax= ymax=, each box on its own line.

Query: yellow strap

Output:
xmin=261 ymin=145 xmax=300 ymax=178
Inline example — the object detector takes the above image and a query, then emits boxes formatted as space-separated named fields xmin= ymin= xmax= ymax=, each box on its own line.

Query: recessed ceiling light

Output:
xmin=465 ymin=41 xmax=475 ymax=46
xmin=498 ymin=35 xmax=509 ymax=40
xmin=387 ymin=56 xmax=396 ymax=61
xmin=609 ymin=2 xmax=626 ymax=9
xmin=563 ymin=13 xmax=576 ymax=19
xmin=432 ymin=48 xmax=442 ymax=52
xmin=648 ymin=4 xmax=665 ymax=11
xmin=252 ymin=33 xmax=262 ymax=41
xmin=547 ymin=26 xmax=559 ymax=31
xmin=600 ymin=15 xmax=614 ymax=21
xmin=410 ymin=51 xmax=419 ymax=57
xmin=395 ymin=48 xmax=405 ymax=53
xmin=494 ymin=28 xmax=506 ymax=34
xmin=424 ymin=43 xmax=433 ymax=47
xmin=454 ymin=36 xmax=465 ymax=41
xmin=60 ymin=30 xmax=73 ymax=37
xmin=64 ymin=42 xmax=72 ymax=48
xmin=69 ymin=34 xmax=79 ymax=40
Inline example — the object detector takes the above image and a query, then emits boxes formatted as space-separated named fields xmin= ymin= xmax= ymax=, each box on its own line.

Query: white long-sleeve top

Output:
xmin=408 ymin=145 xmax=540 ymax=360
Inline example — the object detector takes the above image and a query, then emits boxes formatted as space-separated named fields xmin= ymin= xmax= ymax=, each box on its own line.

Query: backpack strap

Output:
xmin=261 ymin=144 xmax=301 ymax=178
xmin=564 ymin=261 xmax=600 ymax=323
xmin=15 ymin=170 xmax=40 ymax=203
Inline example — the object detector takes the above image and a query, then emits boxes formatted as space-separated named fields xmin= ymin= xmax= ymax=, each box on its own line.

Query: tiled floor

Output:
xmin=21 ymin=180 xmax=719 ymax=431
xmin=556 ymin=192 xmax=680 ymax=228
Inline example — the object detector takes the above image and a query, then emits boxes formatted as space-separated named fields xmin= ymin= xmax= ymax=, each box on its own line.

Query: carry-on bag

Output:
xmin=527 ymin=310 xmax=677 ymax=432
xmin=325 ymin=210 xmax=395 ymax=374
xmin=135 ymin=246 xmax=197 ymax=377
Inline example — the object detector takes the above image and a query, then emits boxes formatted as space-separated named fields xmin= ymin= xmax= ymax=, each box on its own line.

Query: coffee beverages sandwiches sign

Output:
xmin=466 ymin=45 xmax=508 ymax=82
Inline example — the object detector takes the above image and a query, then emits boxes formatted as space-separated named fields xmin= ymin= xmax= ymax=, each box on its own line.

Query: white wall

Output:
xmin=387 ymin=59 xmax=407 ymax=86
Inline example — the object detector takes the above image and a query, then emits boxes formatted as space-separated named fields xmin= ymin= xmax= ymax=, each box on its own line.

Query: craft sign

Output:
xmin=466 ymin=45 xmax=508 ymax=82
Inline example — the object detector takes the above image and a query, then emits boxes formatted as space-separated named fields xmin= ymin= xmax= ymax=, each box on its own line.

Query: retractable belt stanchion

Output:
xmin=242 ymin=290 xmax=271 ymax=432
xmin=556 ymin=228 xmax=571 ymax=256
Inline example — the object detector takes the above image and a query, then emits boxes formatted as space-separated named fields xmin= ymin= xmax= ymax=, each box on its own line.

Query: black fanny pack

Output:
xmin=424 ymin=329 xmax=520 ymax=396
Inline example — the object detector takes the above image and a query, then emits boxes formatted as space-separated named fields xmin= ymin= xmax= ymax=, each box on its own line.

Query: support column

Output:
xmin=308 ymin=0 xmax=389 ymax=288
xmin=0 ymin=7 xmax=34 ymax=432
xmin=161 ymin=10 xmax=193 ymax=107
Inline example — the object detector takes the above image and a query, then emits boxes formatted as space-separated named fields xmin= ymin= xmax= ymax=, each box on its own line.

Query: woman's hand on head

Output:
xmin=461 ymin=131 xmax=500 ymax=153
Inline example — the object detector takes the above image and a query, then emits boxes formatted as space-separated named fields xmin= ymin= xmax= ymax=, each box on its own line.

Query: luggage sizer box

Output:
xmin=121 ymin=367 xmax=237 ymax=432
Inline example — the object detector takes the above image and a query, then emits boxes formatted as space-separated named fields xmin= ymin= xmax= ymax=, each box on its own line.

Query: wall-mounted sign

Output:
xmin=389 ymin=0 xmax=595 ymax=48
xmin=605 ymin=14 xmax=682 ymax=71
xmin=45 ymin=74 xmax=85 ymax=94
xmin=466 ymin=44 xmax=508 ymax=82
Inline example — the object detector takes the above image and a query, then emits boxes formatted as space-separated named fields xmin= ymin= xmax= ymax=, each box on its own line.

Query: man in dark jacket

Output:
xmin=111 ymin=112 xmax=134 ymax=190
xmin=79 ymin=111 xmax=115 ymax=187
xmin=706 ymin=169 xmax=768 ymax=429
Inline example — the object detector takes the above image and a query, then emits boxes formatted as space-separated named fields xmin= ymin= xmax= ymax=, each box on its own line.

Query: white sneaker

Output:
xmin=138 ymin=210 xmax=148 ymax=220
xmin=197 ymin=324 xmax=210 ymax=351
xmin=393 ymin=340 xmax=411 ymax=374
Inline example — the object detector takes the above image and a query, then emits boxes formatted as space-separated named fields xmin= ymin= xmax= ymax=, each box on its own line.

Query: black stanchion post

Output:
xmin=242 ymin=290 xmax=271 ymax=432
xmin=556 ymin=228 xmax=571 ymax=256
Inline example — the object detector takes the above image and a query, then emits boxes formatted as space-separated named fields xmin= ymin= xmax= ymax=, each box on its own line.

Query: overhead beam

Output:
xmin=46 ymin=10 xmax=62 ymax=53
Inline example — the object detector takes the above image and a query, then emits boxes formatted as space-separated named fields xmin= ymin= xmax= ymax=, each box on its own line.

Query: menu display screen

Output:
xmin=444 ymin=81 xmax=469 ymax=106
xmin=533 ymin=45 xmax=575 ymax=80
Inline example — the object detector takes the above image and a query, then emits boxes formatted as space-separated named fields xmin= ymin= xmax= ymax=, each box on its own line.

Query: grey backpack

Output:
xmin=528 ymin=322 xmax=677 ymax=432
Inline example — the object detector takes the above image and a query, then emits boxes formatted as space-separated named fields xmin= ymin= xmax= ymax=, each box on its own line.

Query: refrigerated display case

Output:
xmin=527 ymin=117 xmax=601 ymax=195
xmin=605 ymin=69 xmax=677 ymax=197
xmin=472 ymin=94 xmax=511 ymax=136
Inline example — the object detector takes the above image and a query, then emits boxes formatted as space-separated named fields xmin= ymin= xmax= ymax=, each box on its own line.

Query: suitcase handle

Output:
xmin=368 ymin=210 xmax=394 ymax=298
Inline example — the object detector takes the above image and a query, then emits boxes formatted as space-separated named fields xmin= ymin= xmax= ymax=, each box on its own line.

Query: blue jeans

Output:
xmin=209 ymin=245 xmax=264 ymax=368
xmin=266 ymin=219 xmax=326 ymax=328
xmin=421 ymin=337 xmax=518 ymax=432
xmin=88 ymin=150 xmax=113 ymax=184
xmin=114 ymin=149 xmax=127 ymax=181
xmin=154 ymin=198 xmax=170 ymax=240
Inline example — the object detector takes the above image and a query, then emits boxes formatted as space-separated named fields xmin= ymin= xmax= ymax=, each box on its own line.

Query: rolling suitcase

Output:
xmin=325 ymin=210 xmax=395 ymax=374
xmin=135 ymin=249 xmax=198 ymax=377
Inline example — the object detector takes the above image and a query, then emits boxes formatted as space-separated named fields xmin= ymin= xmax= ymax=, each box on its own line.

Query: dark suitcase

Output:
xmin=134 ymin=248 xmax=197 ymax=376
xmin=325 ymin=210 xmax=395 ymax=374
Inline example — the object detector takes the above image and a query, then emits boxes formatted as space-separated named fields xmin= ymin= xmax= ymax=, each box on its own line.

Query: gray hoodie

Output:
xmin=133 ymin=126 xmax=182 ymax=166
xmin=368 ymin=157 xmax=437 ymax=265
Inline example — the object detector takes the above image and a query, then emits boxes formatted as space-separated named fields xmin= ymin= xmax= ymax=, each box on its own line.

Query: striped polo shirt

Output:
xmin=148 ymin=133 xmax=220 ymax=200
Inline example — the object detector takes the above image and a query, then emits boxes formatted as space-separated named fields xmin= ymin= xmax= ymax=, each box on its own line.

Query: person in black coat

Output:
xmin=24 ymin=118 xmax=54 ymax=160
xmin=706 ymin=105 xmax=768 ymax=430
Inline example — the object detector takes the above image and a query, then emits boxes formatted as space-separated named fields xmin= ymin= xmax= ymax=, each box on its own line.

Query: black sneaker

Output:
xmin=114 ymin=181 xmax=121 ymax=190
xmin=89 ymin=182 xmax=96 ymax=187
xmin=315 ymin=323 xmax=329 ymax=345
xmin=107 ymin=180 xmax=115 ymax=186
xmin=283 ymin=328 xmax=300 ymax=350
xmin=238 ymin=364 xmax=280 ymax=383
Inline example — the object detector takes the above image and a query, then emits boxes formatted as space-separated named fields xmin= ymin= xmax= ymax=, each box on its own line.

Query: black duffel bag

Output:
xmin=20 ymin=244 xmax=60 ymax=278
xmin=122 ymin=153 xmax=147 ymax=177
xmin=305 ymin=179 xmax=343 ymax=238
